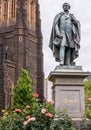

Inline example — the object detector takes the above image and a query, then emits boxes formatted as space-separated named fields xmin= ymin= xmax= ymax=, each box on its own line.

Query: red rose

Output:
xmin=34 ymin=93 xmax=39 ymax=98
xmin=14 ymin=109 xmax=21 ymax=113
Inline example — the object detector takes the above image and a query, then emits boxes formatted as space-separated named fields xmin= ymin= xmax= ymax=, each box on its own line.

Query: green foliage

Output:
xmin=0 ymin=111 xmax=24 ymax=130
xmin=0 ymin=100 xmax=55 ymax=130
xmin=0 ymin=108 xmax=75 ymax=130
xmin=53 ymin=109 xmax=75 ymax=130
xmin=23 ymin=100 xmax=55 ymax=130
xmin=80 ymin=117 xmax=91 ymax=130
xmin=80 ymin=79 xmax=91 ymax=130
xmin=84 ymin=79 xmax=91 ymax=119
xmin=0 ymin=69 xmax=75 ymax=130
xmin=13 ymin=69 xmax=35 ymax=109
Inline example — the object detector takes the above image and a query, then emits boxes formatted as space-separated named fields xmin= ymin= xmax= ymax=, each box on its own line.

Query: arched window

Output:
xmin=4 ymin=0 xmax=8 ymax=20
xmin=11 ymin=0 xmax=16 ymax=18
xmin=31 ymin=1 xmax=36 ymax=29
xmin=26 ymin=0 xmax=36 ymax=29
xmin=5 ymin=73 xmax=14 ymax=108
xmin=30 ymin=0 xmax=33 ymax=26
xmin=0 ymin=1 xmax=2 ymax=23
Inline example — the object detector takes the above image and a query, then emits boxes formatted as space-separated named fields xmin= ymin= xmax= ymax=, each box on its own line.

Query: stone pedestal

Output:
xmin=48 ymin=65 xmax=89 ymax=118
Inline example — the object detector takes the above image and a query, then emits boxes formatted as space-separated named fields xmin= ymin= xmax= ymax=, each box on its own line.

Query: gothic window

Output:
xmin=30 ymin=1 xmax=33 ymax=26
xmin=0 ymin=0 xmax=16 ymax=25
xmin=4 ymin=0 xmax=8 ymax=20
xmin=31 ymin=0 xmax=36 ymax=29
xmin=0 ymin=1 xmax=1 ymax=23
xmin=5 ymin=73 xmax=14 ymax=108
xmin=26 ymin=1 xmax=29 ymax=26
xmin=6 ymin=47 xmax=13 ymax=61
xmin=11 ymin=0 xmax=16 ymax=18
xmin=26 ymin=0 xmax=36 ymax=29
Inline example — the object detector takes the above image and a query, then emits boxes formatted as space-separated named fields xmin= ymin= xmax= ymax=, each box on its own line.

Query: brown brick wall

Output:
xmin=0 ymin=37 xmax=5 ymax=113
xmin=0 ymin=0 xmax=44 ymax=112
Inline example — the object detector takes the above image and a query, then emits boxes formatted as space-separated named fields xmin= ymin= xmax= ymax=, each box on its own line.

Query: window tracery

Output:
xmin=0 ymin=0 xmax=16 ymax=26
xmin=11 ymin=0 xmax=16 ymax=18
xmin=0 ymin=1 xmax=2 ymax=23
xmin=5 ymin=73 xmax=14 ymax=108
xmin=26 ymin=0 xmax=36 ymax=30
xmin=4 ymin=0 xmax=8 ymax=20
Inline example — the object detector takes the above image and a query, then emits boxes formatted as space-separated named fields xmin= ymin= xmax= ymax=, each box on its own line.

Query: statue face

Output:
xmin=63 ymin=3 xmax=70 ymax=11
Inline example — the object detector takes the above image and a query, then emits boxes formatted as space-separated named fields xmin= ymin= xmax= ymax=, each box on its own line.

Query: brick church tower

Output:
xmin=0 ymin=0 xmax=44 ymax=111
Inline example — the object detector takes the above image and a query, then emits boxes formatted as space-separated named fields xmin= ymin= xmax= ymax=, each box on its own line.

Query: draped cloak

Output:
xmin=49 ymin=12 xmax=81 ymax=62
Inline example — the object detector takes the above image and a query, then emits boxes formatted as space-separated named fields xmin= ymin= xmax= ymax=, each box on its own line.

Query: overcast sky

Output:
xmin=39 ymin=0 xmax=91 ymax=77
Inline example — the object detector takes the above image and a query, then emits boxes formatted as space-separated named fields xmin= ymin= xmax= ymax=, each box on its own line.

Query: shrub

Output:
xmin=12 ymin=69 xmax=35 ymax=109
xmin=84 ymin=79 xmax=91 ymax=119
xmin=53 ymin=109 xmax=75 ymax=130
xmin=80 ymin=79 xmax=91 ymax=130
xmin=0 ymin=69 xmax=75 ymax=130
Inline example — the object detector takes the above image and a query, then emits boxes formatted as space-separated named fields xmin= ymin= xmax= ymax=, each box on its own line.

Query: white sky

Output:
xmin=39 ymin=0 xmax=91 ymax=77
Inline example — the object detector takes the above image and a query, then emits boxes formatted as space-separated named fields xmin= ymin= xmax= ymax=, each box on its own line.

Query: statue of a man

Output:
xmin=49 ymin=3 xmax=81 ymax=65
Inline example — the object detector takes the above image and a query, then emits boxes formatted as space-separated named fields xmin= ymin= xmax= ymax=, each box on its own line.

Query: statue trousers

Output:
xmin=59 ymin=45 xmax=71 ymax=65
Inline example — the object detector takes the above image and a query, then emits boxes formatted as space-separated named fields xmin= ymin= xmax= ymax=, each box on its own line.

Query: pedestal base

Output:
xmin=72 ymin=118 xmax=83 ymax=130
xmin=48 ymin=65 xmax=89 ymax=118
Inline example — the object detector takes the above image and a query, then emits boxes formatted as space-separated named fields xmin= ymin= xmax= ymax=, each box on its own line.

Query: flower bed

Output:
xmin=0 ymin=69 xmax=75 ymax=130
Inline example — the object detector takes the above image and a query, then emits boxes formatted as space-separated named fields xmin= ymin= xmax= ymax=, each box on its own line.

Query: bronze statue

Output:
xmin=49 ymin=3 xmax=81 ymax=65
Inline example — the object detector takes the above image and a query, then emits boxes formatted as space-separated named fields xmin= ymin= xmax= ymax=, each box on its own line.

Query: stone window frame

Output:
xmin=3 ymin=0 xmax=8 ymax=21
xmin=11 ymin=0 xmax=16 ymax=18
xmin=26 ymin=0 xmax=36 ymax=30
xmin=0 ymin=1 xmax=2 ymax=23
xmin=0 ymin=0 xmax=17 ymax=26
xmin=5 ymin=73 xmax=14 ymax=108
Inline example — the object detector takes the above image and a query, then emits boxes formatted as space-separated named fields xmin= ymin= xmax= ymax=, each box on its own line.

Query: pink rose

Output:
xmin=46 ymin=113 xmax=53 ymax=118
xmin=88 ymin=98 xmax=91 ymax=101
xmin=48 ymin=100 xmax=54 ymax=105
xmin=14 ymin=109 xmax=21 ymax=113
xmin=26 ymin=105 xmax=30 ymax=109
xmin=27 ymin=117 xmax=36 ymax=122
xmin=41 ymin=108 xmax=46 ymax=113
xmin=27 ymin=118 xmax=31 ymax=122
xmin=42 ymin=98 xmax=46 ymax=102
xmin=13 ymin=118 xmax=17 ymax=121
xmin=26 ymin=115 xmax=31 ymax=120
xmin=34 ymin=93 xmax=39 ymax=98
xmin=30 ymin=117 xmax=36 ymax=121
xmin=23 ymin=121 xmax=28 ymax=126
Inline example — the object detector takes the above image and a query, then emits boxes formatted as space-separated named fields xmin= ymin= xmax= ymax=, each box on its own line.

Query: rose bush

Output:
xmin=0 ymin=97 xmax=55 ymax=130
xmin=0 ymin=69 xmax=75 ymax=130
xmin=80 ymin=79 xmax=91 ymax=130
xmin=84 ymin=79 xmax=91 ymax=119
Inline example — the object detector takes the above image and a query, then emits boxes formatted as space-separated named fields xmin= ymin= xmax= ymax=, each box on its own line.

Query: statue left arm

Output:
xmin=76 ymin=21 xmax=81 ymax=40
xmin=71 ymin=14 xmax=81 ymax=40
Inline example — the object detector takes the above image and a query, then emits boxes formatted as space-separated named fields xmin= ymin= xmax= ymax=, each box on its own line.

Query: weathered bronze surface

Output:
xmin=49 ymin=3 xmax=81 ymax=66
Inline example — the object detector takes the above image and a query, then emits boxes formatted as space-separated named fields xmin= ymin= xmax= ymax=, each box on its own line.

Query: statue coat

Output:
xmin=49 ymin=12 xmax=81 ymax=62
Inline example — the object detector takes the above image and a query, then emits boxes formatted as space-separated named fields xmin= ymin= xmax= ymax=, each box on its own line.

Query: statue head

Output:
xmin=62 ymin=3 xmax=70 ymax=11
